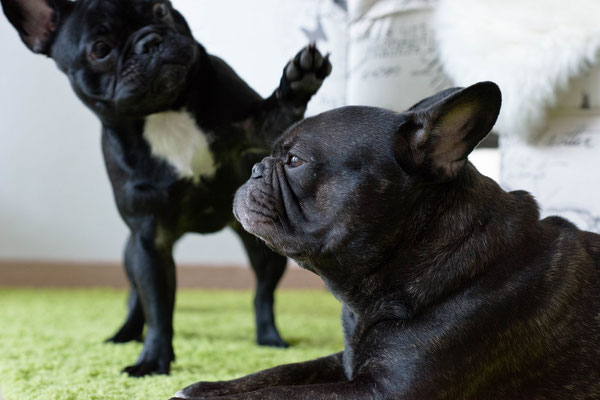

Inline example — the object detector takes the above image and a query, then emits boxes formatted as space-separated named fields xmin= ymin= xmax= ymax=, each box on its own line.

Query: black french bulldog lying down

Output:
xmin=1 ymin=0 xmax=331 ymax=376
xmin=173 ymin=82 xmax=600 ymax=399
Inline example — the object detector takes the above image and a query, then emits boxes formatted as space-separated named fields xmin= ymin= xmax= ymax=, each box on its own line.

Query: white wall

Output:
xmin=0 ymin=0 xmax=497 ymax=264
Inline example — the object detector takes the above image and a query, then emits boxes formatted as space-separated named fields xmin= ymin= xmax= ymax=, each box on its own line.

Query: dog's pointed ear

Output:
xmin=1 ymin=0 xmax=69 ymax=55
xmin=395 ymin=81 xmax=501 ymax=178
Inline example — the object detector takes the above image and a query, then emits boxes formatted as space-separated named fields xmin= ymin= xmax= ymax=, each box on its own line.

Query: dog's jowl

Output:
xmin=174 ymin=82 xmax=600 ymax=399
xmin=1 ymin=0 xmax=331 ymax=376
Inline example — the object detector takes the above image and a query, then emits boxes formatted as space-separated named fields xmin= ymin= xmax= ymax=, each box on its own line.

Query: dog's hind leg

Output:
xmin=107 ymin=235 xmax=145 ymax=343
xmin=234 ymin=224 xmax=288 ymax=348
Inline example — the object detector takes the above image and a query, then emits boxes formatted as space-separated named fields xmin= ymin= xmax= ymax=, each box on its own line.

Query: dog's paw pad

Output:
xmin=280 ymin=43 xmax=332 ymax=103
xmin=285 ymin=62 xmax=301 ymax=81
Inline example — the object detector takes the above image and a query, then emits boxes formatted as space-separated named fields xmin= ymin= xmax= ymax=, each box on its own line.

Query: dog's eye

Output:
xmin=153 ymin=2 xmax=170 ymax=19
xmin=90 ymin=41 xmax=112 ymax=60
xmin=287 ymin=155 xmax=304 ymax=168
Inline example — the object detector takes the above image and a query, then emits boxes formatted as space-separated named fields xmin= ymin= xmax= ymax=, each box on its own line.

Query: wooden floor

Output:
xmin=0 ymin=261 xmax=326 ymax=290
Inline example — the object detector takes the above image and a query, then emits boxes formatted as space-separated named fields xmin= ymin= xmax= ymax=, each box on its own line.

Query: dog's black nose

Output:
xmin=134 ymin=32 xmax=163 ymax=55
xmin=251 ymin=163 xmax=265 ymax=179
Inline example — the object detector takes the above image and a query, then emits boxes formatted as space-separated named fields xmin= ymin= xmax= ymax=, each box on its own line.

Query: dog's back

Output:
xmin=583 ymin=229 xmax=600 ymax=267
xmin=482 ymin=213 xmax=600 ymax=398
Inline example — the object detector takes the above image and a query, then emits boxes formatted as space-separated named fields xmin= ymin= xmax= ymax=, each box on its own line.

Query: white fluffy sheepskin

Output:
xmin=433 ymin=0 xmax=600 ymax=140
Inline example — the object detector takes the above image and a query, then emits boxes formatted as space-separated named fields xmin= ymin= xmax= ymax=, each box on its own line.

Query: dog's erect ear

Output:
xmin=396 ymin=81 xmax=501 ymax=178
xmin=1 ymin=0 xmax=69 ymax=55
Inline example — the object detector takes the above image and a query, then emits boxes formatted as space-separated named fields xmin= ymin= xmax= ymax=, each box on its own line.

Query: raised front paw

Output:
xmin=278 ymin=43 xmax=332 ymax=106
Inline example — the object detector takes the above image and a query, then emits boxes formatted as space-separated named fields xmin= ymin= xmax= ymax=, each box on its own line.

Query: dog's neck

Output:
xmin=97 ymin=44 xmax=213 ymax=162
xmin=325 ymin=164 xmax=541 ymax=321
xmin=399 ymin=165 xmax=540 ymax=310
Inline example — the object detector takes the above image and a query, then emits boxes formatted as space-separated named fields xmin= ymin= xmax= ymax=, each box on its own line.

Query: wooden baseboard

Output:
xmin=0 ymin=260 xmax=326 ymax=290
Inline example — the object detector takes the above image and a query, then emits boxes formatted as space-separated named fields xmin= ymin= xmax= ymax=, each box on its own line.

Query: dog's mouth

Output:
xmin=233 ymin=184 xmax=312 ymax=261
xmin=234 ymin=184 xmax=278 ymax=238
xmin=239 ymin=216 xmax=307 ymax=260
xmin=234 ymin=203 xmax=278 ymax=243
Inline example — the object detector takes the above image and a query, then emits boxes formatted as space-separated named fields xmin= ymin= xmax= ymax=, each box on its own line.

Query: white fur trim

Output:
xmin=144 ymin=111 xmax=216 ymax=181
xmin=433 ymin=0 xmax=600 ymax=140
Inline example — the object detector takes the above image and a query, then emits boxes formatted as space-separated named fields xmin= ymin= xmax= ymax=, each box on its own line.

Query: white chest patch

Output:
xmin=143 ymin=111 xmax=217 ymax=182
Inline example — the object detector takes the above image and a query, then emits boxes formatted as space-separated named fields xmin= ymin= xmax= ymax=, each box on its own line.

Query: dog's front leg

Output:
xmin=176 ymin=381 xmax=382 ymax=400
xmin=173 ymin=352 xmax=346 ymax=399
xmin=253 ymin=43 xmax=332 ymax=143
xmin=121 ymin=224 xmax=177 ymax=377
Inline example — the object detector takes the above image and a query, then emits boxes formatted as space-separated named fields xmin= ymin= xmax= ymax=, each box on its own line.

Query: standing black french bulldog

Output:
xmin=174 ymin=82 xmax=600 ymax=399
xmin=1 ymin=0 xmax=331 ymax=376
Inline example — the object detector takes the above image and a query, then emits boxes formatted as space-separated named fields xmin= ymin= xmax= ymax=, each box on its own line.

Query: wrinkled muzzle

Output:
xmin=233 ymin=157 xmax=282 ymax=240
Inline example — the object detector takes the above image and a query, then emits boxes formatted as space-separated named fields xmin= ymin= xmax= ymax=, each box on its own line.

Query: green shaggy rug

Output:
xmin=0 ymin=289 xmax=342 ymax=400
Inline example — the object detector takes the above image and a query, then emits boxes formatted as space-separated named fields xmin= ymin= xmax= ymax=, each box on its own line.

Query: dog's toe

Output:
xmin=299 ymin=47 xmax=314 ymax=70
xmin=285 ymin=61 xmax=301 ymax=81
xmin=171 ymin=390 xmax=188 ymax=399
